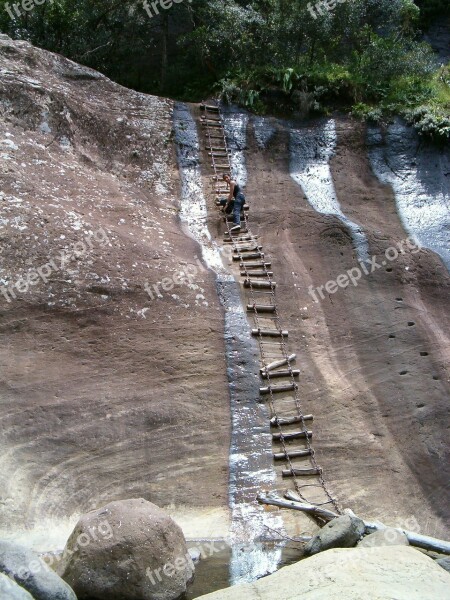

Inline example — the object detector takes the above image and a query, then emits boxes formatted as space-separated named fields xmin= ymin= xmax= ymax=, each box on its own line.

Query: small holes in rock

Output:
xmin=399 ymin=370 xmax=408 ymax=375
xmin=420 ymin=352 xmax=428 ymax=357
xmin=386 ymin=267 xmax=393 ymax=272
xmin=432 ymin=375 xmax=440 ymax=381
xmin=416 ymin=403 xmax=425 ymax=408
xmin=396 ymin=298 xmax=403 ymax=302
xmin=389 ymin=334 xmax=396 ymax=339
xmin=408 ymin=322 xmax=415 ymax=327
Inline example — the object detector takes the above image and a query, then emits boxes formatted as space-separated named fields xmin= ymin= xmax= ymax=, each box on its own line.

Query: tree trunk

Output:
xmin=160 ymin=13 xmax=169 ymax=92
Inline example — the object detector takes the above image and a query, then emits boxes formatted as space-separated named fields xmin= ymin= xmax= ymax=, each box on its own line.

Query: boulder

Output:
xmin=58 ymin=498 xmax=194 ymax=600
xmin=358 ymin=527 xmax=409 ymax=548
xmin=304 ymin=515 xmax=365 ymax=555
xmin=436 ymin=557 xmax=450 ymax=574
xmin=0 ymin=572 xmax=35 ymax=599
xmin=195 ymin=546 xmax=450 ymax=599
xmin=0 ymin=540 xmax=76 ymax=600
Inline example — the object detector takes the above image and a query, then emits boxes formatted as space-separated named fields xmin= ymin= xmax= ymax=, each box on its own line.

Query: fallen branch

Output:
xmin=257 ymin=493 xmax=450 ymax=555
xmin=257 ymin=492 xmax=338 ymax=523
xmin=344 ymin=508 xmax=450 ymax=555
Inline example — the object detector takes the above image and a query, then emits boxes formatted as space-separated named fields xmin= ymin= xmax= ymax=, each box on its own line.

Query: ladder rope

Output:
xmin=200 ymin=100 xmax=342 ymax=515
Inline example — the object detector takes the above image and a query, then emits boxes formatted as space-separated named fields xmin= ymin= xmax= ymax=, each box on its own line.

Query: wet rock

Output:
xmin=0 ymin=540 xmax=76 ymax=600
xmin=0 ymin=572 xmax=35 ymax=599
xmin=58 ymin=498 xmax=194 ymax=600
xmin=195 ymin=546 xmax=450 ymax=599
xmin=358 ymin=528 xmax=409 ymax=548
xmin=188 ymin=547 xmax=202 ymax=564
xmin=436 ymin=557 xmax=450 ymax=574
xmin=304 ymin=515 xmax=366 ymax=555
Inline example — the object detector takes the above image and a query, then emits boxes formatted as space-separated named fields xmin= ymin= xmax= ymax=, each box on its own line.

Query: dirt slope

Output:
xmin=0 ymin=35 xmax=230 ymax=547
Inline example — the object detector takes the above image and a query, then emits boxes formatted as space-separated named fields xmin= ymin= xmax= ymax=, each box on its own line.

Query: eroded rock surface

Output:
xmin=0 ymin=35 xmax=230 ymax=545
xmin=195 ymin=546 xmax=450 ymax=599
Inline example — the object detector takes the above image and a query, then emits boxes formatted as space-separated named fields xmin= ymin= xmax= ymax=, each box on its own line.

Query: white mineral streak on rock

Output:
xmin=290 ymin=119 xmax=370 ymax=264
xmin=174 ymin=103 xmax=284 ymax=585
xmin=223 ymin=108 xmax=249 ymax=188
xmin=253 ymin=116 xmax=276 ymax=150
xmin=173 ymin=103 xmax=231 ymax=277
xmin=367 ymin=119 xmax=450 ymax=273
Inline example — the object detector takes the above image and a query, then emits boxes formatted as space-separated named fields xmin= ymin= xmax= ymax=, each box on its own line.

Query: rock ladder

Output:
xmin=200 ymin=102 xmax=341 ymax=515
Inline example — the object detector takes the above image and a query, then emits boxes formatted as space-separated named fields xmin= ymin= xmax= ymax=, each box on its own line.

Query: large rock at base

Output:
xmin=0 ymin=572 xmax=35 ymax=599
xmin=58 ymin=498 xmax=195 ymax=600
xmin=196 ymin=546 xmax=450 ymax=599
xmin=436 ymin=557 xmax=450 ymax=574
xmin=357 ymin=527 xmax=409 ymax=548
xmin=304 ymin=515 xmax=365 ymax=555
xmin=0 ymin=540 xmax=77 ymax=600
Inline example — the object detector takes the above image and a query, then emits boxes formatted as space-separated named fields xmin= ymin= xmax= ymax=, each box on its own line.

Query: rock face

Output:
xmin=196 ymin=546 xmax=450 ymax=600
xmin=0 ymin=33 xmax=230 ymax=545
xmin=58 ymin=498 xmax=194 ymax=600
xmin=0 ymin=540 xmax=76 ymax=600
xmin=436 ymin=557 xmax=450 ymax=574
xmin=304 ymin=515 xmax=365 ymax=555
xmin=358 ymin=527 xmax=409 ymax=548
xmin=0 ymin=572 xmax=34 ymax=599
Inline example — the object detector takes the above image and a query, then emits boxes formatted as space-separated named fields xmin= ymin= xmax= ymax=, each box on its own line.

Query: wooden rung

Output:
xmin=220 ymin=205 xmax=250 ymax=212
xmin=214 ymin=164 xmax=231 ymax=169
xmin=224 ymin=235 xmax=255 ymax=242
xmin=253 ymin=329 xmax=287 ymax=338
xmin=241 ymin=271 xmax=273 ymax=277
xmin=273 ymin=449 xmax=312 ymax=461
xmin=261 ymin=355 xmax=296 ymax=374
xmin=234 ymin=245 xmax=262 ymax=252
xmin=233 ymin=245 xmax=261 ymax=252
xmin=224 ymin=230 xmax=249 ymax=237
xmin=261 ymin=369 xmax=300 ymax=379
xmin=247 ymin=304 xmax=276 ymax=313
xmin=270 ymin=415 xmax=312 ymax=427
xmin=207 ymin=135 xmax=226 ymax=139
xmin=207 ymin=147 xmax=227 ymax=151
xmin=244 ymin=280 xmax=275 ymax=289
xmin=224 ymin=238 xmax=256 ymax=244
xmin=233 ymin=253 xmax=264 ymax=261
xmin=282 ymin=467 xmax=321 ymax=478
xmin=209 ymin=153 xmax=229 ymax=157
xmin=241 ymin=262 xmax=271 ymax=269
xmin=272 ymin=430 xmax=312 ymax=441
xmin=201 ymin=115 xmax=222 ymax=121
xmin=200 ymin=104 xmax=220 ymax=111
xmin=203 ymin=123 xmax=222 ymax=128
xmin=260 ymin=382 xmax=297 ymax=395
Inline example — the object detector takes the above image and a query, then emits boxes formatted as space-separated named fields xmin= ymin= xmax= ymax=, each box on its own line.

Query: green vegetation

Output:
xmin=0 ymin=0 xmax=448 ymax=140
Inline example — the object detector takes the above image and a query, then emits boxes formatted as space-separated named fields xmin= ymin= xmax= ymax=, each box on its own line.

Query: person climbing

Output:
xmin=218 ymin=174 xmax=246 ymax=233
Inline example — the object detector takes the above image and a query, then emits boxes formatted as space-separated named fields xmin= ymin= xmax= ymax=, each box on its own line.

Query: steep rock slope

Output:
xmin=200 ymin=111 xmax=449 ymax=538
xmin=0 ymin=36 xmax=230 ymax=547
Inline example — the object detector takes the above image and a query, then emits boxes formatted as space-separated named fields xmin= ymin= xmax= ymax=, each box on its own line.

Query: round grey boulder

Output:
xmin=58 ymin=498 xmax=195 ymax=600
xmin=0 ymin=540 xmax=76 ymax=600
xmin=358 ymin=528 xmax=409 ymax=548
xmin=0 ymin=572 xmax=35 ymax=599
xmin=436 ymin=557 xmax=450 ymax=574
xmin=304 ymin=515 xmax=366 ymax=556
